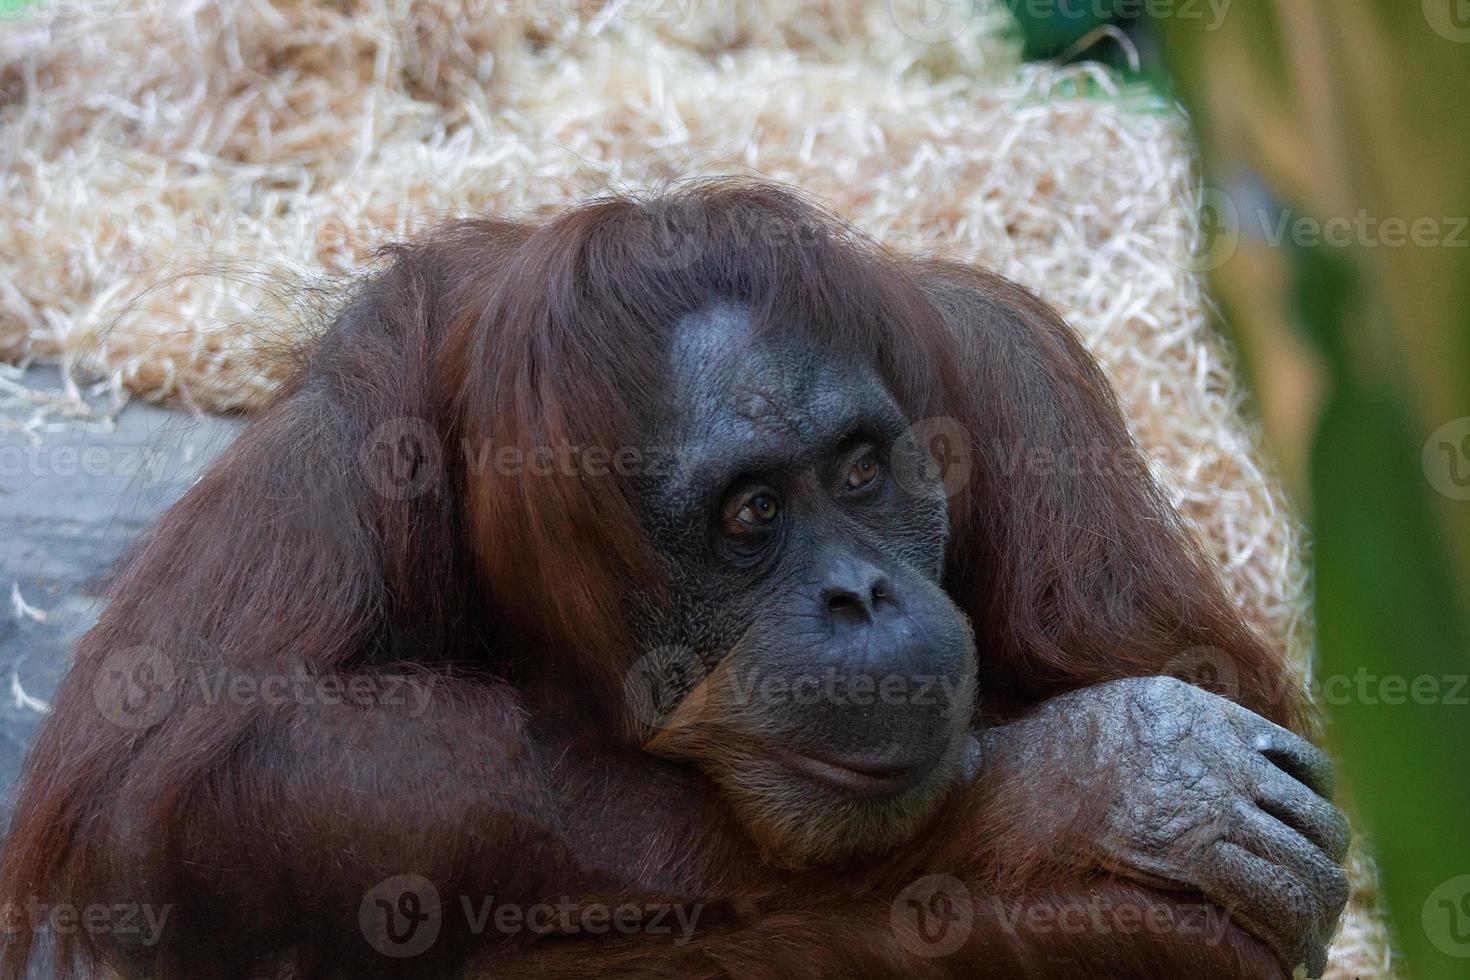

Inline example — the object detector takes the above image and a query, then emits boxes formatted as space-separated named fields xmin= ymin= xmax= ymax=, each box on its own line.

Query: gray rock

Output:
xmin=0 ymin=366 xmax=245 ymax=817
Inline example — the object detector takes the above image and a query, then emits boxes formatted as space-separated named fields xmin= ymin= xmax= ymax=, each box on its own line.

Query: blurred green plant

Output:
xmin=1157 ymin=2 xmax=1470 ymax=977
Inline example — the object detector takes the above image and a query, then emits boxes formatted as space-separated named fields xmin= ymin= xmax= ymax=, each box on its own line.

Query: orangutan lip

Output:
xmin=773 ymin=748 xmax=928 ymax=797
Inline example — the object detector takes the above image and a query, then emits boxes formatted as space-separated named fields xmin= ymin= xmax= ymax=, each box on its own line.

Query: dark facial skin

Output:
xmin=628 ymin=305 xmax=978 ymax=865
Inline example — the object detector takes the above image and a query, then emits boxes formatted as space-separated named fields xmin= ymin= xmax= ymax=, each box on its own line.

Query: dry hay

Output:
xmin=0 ymin=0 xmax=1392 ymax=974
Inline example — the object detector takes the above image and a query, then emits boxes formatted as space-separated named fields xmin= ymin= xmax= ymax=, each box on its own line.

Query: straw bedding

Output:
xmin=0 ymin=0 xmax=1391 ymax=974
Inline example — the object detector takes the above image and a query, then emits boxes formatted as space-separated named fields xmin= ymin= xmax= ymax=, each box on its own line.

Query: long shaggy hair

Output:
xmin=0 ymin=179 xmax=1297 ymax=979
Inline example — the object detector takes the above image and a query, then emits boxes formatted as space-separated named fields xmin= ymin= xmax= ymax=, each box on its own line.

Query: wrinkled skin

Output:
xmin=982 ymin=676 xmax=1351 ymax=977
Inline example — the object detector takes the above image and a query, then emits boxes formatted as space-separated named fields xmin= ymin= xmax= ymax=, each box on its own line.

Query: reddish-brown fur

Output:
xmin=0 ymin=181 xmax=1301 ymax=978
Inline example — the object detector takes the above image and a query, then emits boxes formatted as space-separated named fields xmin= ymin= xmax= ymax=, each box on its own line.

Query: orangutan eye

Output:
xmin=844 ymin=450 xmax=881 ymax=492
xmin=724 ymin=487 xmax=781 ymax=536
xmin=740 ymin=492 xmax=780 ymax=525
